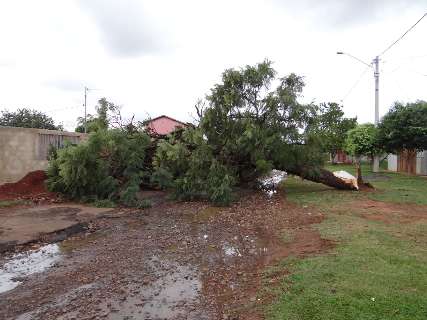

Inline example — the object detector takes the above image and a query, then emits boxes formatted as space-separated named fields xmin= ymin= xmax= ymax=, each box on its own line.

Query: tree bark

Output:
xmin=355 ymin=157 xmax=364 ymax=186
xmin=286 ymin=167 xmax=358 ymax=190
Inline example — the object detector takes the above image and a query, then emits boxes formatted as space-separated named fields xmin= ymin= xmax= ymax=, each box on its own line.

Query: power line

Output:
xmin=379 ymin=12 xmax=427 ymax=56
xmin=340 ymin=66 xmax=371 ymax=102
xmin=45 ymin=105 xmax=81 ymax=113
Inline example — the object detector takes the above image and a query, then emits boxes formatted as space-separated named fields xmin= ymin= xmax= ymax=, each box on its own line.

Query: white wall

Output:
xmin=387 ymin=154 xmax=397 ymax=172
xmin=416 ymin=151 xmax=427 ymax=176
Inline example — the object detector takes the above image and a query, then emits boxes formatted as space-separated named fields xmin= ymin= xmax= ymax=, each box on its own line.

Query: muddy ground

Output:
xmin=0 ymin=192 xmax=332 ymax=320
xmin=0 ymin=204 xmax=122 ymax=253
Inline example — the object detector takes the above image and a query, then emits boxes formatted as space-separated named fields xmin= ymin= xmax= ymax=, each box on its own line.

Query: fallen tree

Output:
xmin=285 ymin=167 xmax=358 ymax=190
xmin=152 ymin=61 xmax=357 ymax=205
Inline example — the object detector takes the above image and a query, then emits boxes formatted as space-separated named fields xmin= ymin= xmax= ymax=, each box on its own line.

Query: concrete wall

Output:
xmin=0 ymin=126 xmax=86 ymax=184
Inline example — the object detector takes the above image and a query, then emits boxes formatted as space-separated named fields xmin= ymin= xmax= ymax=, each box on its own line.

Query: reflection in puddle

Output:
xmin=0 ymin=244 xmax=61 ymax=294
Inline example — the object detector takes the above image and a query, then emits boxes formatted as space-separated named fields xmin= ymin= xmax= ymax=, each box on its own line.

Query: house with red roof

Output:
xmin=146 ymin=115 xmax=188 ymax=136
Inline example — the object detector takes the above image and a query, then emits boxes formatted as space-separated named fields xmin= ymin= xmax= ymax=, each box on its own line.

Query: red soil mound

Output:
xmin=0 ymin=170 xmax=53 ymax=200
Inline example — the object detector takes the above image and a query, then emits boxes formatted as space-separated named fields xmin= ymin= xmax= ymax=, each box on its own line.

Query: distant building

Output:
xmin=146 ymin=115 xmax=188 ymax=136
xmin=332 ymin=150 xmax=353 ymax=164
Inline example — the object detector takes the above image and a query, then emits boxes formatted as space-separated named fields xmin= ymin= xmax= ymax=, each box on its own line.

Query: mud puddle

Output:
xmin=98 ymin=257 xmax=207 ymax=320
xmin=0 ymin=244 xmax=62 ymax=294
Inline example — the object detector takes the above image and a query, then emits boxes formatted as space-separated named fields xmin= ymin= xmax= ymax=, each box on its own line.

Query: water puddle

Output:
xmin=192 ymin=206 xmax=223 ymax=223
xmin=59 ymin=231 xmax=108 ymax=254
xmin=0 ymin=244 xmax=61 ymax=294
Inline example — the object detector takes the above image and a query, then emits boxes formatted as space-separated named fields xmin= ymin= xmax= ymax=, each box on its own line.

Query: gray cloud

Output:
xmin=45 ymin=78 xmax=85 ymax=92
xmin=271 ymin=0 xmax=426 ymax=28
xmin=77 ymin=0 xmax=168 ymax=57
xmin=0 ymin=59 xmax=16 ymax=68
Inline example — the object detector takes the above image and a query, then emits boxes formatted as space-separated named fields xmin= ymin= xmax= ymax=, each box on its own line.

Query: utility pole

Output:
xmin=84 ymin=86 xmax=88 ymax=133
xmin=373 ymin=56 xmax=380 ymax=172
xmin=337 ymin=13 xmax=427 ymax=173
xmin=337 ymin=51 xmax=380 ymax=172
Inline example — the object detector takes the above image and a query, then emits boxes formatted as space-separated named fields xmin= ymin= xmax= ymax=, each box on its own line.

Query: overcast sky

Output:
xmin=0 ymin=0 xmax=426 ymax=130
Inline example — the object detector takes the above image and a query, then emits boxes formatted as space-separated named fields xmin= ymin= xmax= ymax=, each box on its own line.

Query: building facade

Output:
xmin=146 ymin=115 xmax=188 ymax=136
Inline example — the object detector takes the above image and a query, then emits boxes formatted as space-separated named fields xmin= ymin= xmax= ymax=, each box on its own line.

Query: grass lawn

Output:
xmin=325 ymin=163 xmax=427 ymax=205
xmin=266 ymin=165 xmax=427 ymax=320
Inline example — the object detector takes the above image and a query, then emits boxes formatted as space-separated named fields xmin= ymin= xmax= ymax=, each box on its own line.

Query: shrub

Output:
xmin=47 ymin=129 xmax=151 ymax=206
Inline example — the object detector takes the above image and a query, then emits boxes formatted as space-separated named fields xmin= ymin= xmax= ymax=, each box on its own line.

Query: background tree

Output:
xmin=308 ymin=102 xmax=357 ymax=163
xmin=344 ymin=123 xmax=381 ymax=185
xmin=153 ymin=61 xmax=357 ymax=205
xmin=0 ymin=108 xmax=63 ymax=130
xmin=75 ymin=98 xmax=126 ymax=133
xmin=377 ymin=101 xmax=427 ymax=153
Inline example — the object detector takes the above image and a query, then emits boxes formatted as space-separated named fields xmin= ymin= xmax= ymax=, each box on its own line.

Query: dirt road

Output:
xmin=0 ymin=192 xmax=332 ymax=320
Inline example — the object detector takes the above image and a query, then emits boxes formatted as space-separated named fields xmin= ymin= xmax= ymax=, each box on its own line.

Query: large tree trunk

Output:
xmin=286 ymin=167 xmax=358 ymax=190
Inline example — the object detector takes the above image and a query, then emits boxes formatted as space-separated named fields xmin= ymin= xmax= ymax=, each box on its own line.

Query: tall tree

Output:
xmin=377 ymin=101 xmax=427 ymax=153
xmin=344 ymin=123 xmax=381 ymax=184
xmin=308 ymin=102 xmax=357 ymax=163
xmin=0 ymin=108 xmax=62 ymax=130
xmin=75 ymin=98 xmax=125 ymax=133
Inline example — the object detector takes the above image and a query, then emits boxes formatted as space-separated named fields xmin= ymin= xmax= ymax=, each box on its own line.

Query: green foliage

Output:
xmin=307 ymin=102 xmax=357 ymax=160
xmin=0 ymin=108 xmax=63 ymax=130
xmin=378 ymin=101 xmax=427 ymax=153
xmin=153 ymin=60 xmax=327 ymax=205
xmin=47 ymin=129 xmax=151 ymax=206
xmin=75 ymin=98 xmax=121 ymax=133
xmin=344 ymin=123 xmax=381 ymax=158
xmin=153 ymin=128 xmax=235 ymax=205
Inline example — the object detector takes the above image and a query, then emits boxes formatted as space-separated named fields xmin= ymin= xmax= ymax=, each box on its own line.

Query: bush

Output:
xmin=47 ymin=129 xmax=151 ymax=206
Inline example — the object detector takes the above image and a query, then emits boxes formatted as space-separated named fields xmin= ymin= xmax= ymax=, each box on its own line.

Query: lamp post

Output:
xmin=337 ymin=52 xmax=380 ymax=173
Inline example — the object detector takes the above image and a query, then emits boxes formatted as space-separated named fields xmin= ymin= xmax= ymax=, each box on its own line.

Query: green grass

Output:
xmin=0 ymin=199 xmax=27 ymax=208
xmin=266 ymin=170 xmax=427 ymax=320
xmin=325 ymin=163 xmax=427 ymax=205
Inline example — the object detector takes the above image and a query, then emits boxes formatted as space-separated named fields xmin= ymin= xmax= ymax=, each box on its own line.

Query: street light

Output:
xmin=336 ymin=52 xmax=373 ymax=69
xmin=337 ymin=51 xmax=380 ymax=173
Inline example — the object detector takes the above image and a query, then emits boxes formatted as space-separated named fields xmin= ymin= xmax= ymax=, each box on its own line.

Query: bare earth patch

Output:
xmin=0 ymin=192 xmax=333 ymax=320
xmin=353 ymin=199 xmax=427 ymax=224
